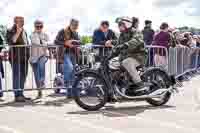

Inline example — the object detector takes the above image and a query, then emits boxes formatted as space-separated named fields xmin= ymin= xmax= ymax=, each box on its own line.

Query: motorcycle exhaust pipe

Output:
xmin=115 ymin=86 xmax=168 ymax=100
xmin=116 ymin=94 xmax=166 ymax=103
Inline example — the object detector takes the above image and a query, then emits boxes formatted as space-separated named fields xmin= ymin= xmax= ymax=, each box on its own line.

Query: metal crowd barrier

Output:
xmin=0 ymin=44 xmax=113 ymax=94
xmin=0 ymin=44 xmax=199 ymax=94
xmin=146 ymin=45 xmax=169 ymax=70
xmin=168 ymin=46 xmax=200 ymax=79
xmin=146 ymin=45 xmax=200 ymax=79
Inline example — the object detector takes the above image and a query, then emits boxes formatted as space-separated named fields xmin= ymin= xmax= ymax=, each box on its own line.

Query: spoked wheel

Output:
xmin=73 ymin=72 xmax=108 ymax=111
xmin=142 ymin=69 xmax=171 ymax=106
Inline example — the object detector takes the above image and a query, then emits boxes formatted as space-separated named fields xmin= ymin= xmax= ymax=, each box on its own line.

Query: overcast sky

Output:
xmin=0 ymin=0 xmax=199 ymax=39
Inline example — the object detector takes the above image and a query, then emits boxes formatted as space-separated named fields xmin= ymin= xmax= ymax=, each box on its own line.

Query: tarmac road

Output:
xmin=0 ymin=62 xmax=200 ymax=133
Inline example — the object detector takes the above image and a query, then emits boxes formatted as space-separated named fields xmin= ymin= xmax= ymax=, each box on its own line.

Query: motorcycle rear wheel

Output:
xmin=142 ymin=68 xmax=172 ymax=106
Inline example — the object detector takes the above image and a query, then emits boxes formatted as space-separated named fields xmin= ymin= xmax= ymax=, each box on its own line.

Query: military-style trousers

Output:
xmin=122 ymin=57 xmax=141 ymax=83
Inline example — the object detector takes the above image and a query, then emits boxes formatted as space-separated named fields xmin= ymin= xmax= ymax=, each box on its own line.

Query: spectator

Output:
xmin=142 ymin=20 xmax=155 ymax=46
xmin=196 ymin=36 xmax=200 ymax=67
xmin=0 ymin=34 xmax=4 ymax=99
xmin=6 ymin=16 xmax=30 ymax=102
xmin=30 ymin=20 xmax=49 ymax=99
xmin=153 ymin=22 xmax=170 ymax=68
xmin=180 ymin=32 xmax=192 ymax=48
xmin=142 ymin=20 xmax=155 ymax=66
xmin=54 ymin=18 xmax=80 ymax=98
xmin=168 ymin=28 xmax=176 ymax=47
xmin=92 ymin=21 xmax=117 ymax=60
xmin=190 ymin=35 xmax=198 ymax=69
xmin=172 ymin=29 xmax=185 ymax=47
xmin=191 ymin=35 xmax=198 ymax=48
xmin=196 ymin=35 xmax=200 ymax=47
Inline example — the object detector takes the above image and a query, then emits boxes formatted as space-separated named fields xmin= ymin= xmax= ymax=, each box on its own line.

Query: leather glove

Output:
xmin=116 ymin=43 xmax=129 ymax=50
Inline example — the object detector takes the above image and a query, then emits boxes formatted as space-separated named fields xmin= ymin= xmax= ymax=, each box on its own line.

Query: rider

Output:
xmin=113 ymin=16 xmax=148 ymax=91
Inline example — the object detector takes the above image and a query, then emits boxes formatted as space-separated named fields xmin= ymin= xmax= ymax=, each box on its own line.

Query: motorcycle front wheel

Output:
xmin=73 ymin=72 xmax=108 ymax=111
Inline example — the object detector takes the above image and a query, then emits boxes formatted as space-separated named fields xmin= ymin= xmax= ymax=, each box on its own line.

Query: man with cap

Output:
xmin=142 ymin=20 xmax=155 ymax=66
xmin=54 ymin=18 xmax=80 ymax=98
xmin=142 ymin=20 xmax=155 ymax=46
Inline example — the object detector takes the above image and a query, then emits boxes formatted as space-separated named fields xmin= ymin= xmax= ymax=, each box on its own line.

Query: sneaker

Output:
xmin=66 ymin=87 xmax=73 ymax=99
xmin=67 ymin=95 xmax=73 ymax=99
xmin=0 ymin=92 xmax=3 ymax=98
xmin=54 ymin=89 xmax=61 ymax=94
xmin=36 ymin=90 xmax=43 ymax=99
xmin=107 ymin=97 xmax=117 ymax=103
xmin=0 ymin=93 xmax=3 ymax=102
xmin=15 ymin=96 xmax=26 ymax=102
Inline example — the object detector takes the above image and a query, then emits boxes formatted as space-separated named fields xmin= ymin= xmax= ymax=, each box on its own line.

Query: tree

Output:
xmin=80 ymin=36 xmax=92 ymax=45
xmin=178 ymin=26 xmax=200 ymax=35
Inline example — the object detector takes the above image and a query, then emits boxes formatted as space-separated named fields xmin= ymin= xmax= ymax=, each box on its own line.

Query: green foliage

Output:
xmin=178 ymin=26 xmax=200 ymax=34
xmin=0 ymin=25 xmax=7 ymax=44
xmin=81 ymin=36 xmax=92 ymax=45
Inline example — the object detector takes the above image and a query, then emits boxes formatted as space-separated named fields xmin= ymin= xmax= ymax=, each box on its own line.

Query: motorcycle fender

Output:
xmin=75 ymin=69 xmax=101 ymax=77
xmin=144 ymin=67 xmax=176 ymax=86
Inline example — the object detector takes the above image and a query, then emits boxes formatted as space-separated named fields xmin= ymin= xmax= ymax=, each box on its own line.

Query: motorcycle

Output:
xmin=73 ymin=45 xmax=178 ymax=111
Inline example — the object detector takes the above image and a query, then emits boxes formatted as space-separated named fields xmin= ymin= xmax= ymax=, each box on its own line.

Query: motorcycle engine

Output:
xmin=111 ymin=70 xmax=122 ymax=81
xmin=111 ymin=70 xmax=129 ymax=87
xmin=109 ymin=56 xmax=130 ymax=90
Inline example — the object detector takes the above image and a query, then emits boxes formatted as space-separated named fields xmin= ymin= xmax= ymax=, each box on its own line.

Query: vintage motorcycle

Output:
xmin=73 ymin=45 xmax=177 ymax=111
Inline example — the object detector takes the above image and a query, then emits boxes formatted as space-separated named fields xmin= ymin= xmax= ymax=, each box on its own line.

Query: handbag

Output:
xmin=29 ymin=35 xmax=48 ymax=64
xmin=29 ymin=55 xmax=48 ymax=65
xmin=29 ymin=56 xmax=39 ymax=64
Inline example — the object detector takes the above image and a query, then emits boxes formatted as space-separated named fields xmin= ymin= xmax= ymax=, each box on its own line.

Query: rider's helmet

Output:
xmin=115 ymin=16 xmax=133 ymax=30
xmin=116 ymin=16 xmax=139 ymax=29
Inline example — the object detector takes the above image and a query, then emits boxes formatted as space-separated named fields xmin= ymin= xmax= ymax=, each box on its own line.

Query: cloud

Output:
xmin=0 ymin=0 xmax=200 ymax=41
xmin=153 ymin=0 xmax=188 ymax=8
xmin=153 ymin=0 xmax=200 ymax=17
xmin=183 ymin=0 xmax=200 ymax=16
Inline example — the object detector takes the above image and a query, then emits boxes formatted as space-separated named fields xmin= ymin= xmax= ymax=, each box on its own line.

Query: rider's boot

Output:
xmin=107 ymin=97 xmax=117 ymax=103
xmin=107 ymin=93 xmax=117 ymax=103
xmin=127 ymin=82 xmax=151 ymax=96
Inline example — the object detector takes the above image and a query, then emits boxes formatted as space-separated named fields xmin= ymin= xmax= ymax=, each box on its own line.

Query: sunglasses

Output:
xmin=118 ymin=22 xmax=125 ymax=27
xmin=16 ymin=20 xmax=24 ymax=23
xmin=35 ymin=25 xmax=43 ymax=29
xmin=71 ymin=24 xmax=79 ymax=28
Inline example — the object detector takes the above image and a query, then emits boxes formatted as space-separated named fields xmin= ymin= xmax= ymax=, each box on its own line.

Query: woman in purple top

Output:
xmin=153 ymin=23 xmax=170 ymax=55
xmin=154 ymin=23 xmax=170 ymax=48
xmin=153 ymin=23 xmax=170 ymax=68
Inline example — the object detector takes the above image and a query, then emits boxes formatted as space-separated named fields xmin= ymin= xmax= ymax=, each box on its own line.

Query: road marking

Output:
xmin=104 ymin=110 xmax=200 ymax=133
xmin=0 ymin=125 xmax=23 ymax=133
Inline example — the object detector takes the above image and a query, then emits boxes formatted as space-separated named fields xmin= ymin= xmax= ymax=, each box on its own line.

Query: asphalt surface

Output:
xmin=0 ymin=75 xmax=200 ymax=133
xmin=0 ymin=60 xmax=200 ymax=133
